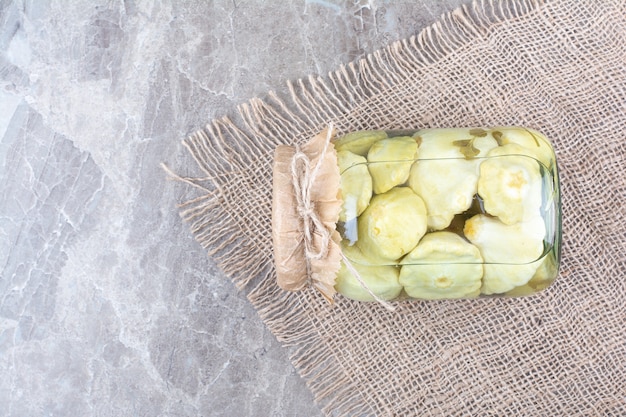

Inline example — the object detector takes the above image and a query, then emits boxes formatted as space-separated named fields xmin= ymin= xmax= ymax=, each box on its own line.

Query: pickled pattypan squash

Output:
xmin=334 ymin=130 xmax=388 ymax=156
xmin=409 ymin=128 xmax=497 ymax=230
xmin=464 ymin=214 xmax=546 ymax=295
xmin=367 ymin=136 xmax=419 ymax=194
xmin=337 ymin=150 xmax=372 ymax=223
xmin=334 ymin=243 xmax=402 ymax=302
xmin=357 ymin=187 xmax=427 ymax=261
xmin=477 ymin=143 xmax=543 ymax=225
xmin=490 ymin=127 xmax=554 ymax=169
xmin=399 ymin=232 xmax=483 ymax=299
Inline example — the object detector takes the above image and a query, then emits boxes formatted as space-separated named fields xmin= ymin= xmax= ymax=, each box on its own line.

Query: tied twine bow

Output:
xmin=290 ymin=128 xmax=334 ymax=270
xmin=289 ymin=125 xmax=396 ymax=312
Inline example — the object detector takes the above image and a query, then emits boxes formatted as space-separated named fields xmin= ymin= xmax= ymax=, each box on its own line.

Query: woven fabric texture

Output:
xmin=174 ymin=0 xmax=626 ymax=415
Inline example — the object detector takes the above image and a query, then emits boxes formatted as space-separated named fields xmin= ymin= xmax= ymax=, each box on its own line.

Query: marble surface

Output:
xmin=0 ymin=1 xmax=465 ymax=415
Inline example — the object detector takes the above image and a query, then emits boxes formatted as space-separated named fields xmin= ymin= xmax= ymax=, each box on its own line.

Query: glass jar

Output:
xmin=332 ymin=127 xmax=561 ymax=301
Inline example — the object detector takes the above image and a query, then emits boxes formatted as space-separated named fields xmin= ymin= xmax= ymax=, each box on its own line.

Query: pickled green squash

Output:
xmin=337 ymin=150 xmax=372 ymax=223
xmin=357 ymin=187 xmax=427 ymax=261
xmin=334 ymin=130 xmax=388 ymax=156
xmin=335 ymin=243 xmax=402 ymax=302
xmin=367 ymin=137 xmax=418 ymax=194
xmin=400 ymin=232 xmax=483 ymax=299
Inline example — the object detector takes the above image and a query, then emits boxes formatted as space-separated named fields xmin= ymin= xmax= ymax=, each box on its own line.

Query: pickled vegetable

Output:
xmin=491 ymin=127 xmax=555 ymax=169
xmin=464 ymin=214 xmax=546 ymax=295
xmin=334 ymin=130 xmax=388 ymax=156
xmin=367 ymin=137 xmax=419 ymax=194
xmin=528 ymin=251 xmax=558 ymax=290
xmin=399 ymin=232 xmax=483 ymax=299
xmin=337 ymin=150 xmax=372 ymax=223
xmin=409 ymin=129 xmax=497 ymax=230
xmin=357 ymin=187 xmax=427 ymax=261
xmin=335 ymin=243 xmax=403 ymax=301
xmin=477 ymin=144 xmax=543 ymax=225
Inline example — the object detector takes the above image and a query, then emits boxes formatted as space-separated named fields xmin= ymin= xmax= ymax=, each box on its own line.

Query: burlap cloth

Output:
xmin=173 ymin=0 xmax=626 ymax=415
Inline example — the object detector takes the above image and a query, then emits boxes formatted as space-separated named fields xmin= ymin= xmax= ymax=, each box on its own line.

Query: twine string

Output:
xmin=290 ymin=129 xmax=333 ymax=262
xmin=340 ymin=253 xmax=397 ymax=312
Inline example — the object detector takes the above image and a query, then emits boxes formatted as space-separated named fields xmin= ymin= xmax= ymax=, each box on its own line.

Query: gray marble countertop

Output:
xmin=1 ymin=1 xmax=465 ymax=415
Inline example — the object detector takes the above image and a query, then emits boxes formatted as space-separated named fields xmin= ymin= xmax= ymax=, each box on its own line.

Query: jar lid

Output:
xmin=271 ymin=127 xmax=343 ymax=302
